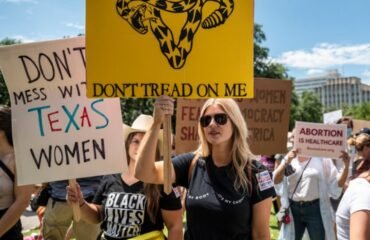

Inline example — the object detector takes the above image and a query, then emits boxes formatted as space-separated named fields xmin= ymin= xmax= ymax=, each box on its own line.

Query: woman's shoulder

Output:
xmin=173 ymin=152 xmax=196 ymax=161
xmin=172 ymin=152 xmax=198 ymax=168
xmin=350 ymin=176 xmax=370 ymax=187
xmin=1 ymin=152 xmax=16 ymax=173
xmin=251 ymin=159 xmax=268 ymax=172
xmin=100 ymin=174 xmax=121 ymax=184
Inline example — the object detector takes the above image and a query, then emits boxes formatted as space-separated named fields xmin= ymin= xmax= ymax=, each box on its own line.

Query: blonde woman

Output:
xmin=135 ymin=96 xmax=275 ymax=240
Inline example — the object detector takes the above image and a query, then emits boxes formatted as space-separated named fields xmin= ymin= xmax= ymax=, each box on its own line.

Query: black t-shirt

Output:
xmin=93 ymin=174 xmax=181 ymax=240
xmin=173 ymin=153 xmax=276 ymax=240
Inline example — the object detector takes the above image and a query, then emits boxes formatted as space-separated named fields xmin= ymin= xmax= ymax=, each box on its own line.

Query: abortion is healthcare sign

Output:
xmin=294 ymin=121 xmax=347 ymax=159
xmin=86 ymin=0 xmax=254 ymax=98
xmin=0 ymin=37 xmax=126 ymax=185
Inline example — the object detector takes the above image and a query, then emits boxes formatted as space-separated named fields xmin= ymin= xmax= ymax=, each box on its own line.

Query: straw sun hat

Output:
xmin=122 ymin=114 xmax=163 ymax=147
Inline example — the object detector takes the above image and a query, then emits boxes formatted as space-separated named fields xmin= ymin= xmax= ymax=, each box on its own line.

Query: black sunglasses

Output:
xmin=200 ymin=113 xmax=228 ymax=127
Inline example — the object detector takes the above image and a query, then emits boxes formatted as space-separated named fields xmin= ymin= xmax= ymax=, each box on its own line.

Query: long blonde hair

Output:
xmin=196 ymin=98 xmax=255 ymax=194
xmin=126 ymin=133 xmax=161 ymax=223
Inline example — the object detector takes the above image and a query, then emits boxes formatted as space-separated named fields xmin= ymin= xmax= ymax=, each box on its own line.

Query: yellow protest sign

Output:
xmin=86 ymin=0 xmax=254 ymax=98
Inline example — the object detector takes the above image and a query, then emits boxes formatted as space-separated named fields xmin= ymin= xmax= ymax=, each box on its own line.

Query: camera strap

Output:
xmin=287 ymin=158 xmax=311 ymax=208
xmin=0 ymin=159 xmax=15 ymax=182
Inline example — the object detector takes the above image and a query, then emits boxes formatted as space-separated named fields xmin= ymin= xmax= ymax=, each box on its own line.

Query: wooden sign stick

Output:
xmin=68 ymin=179 xmax=81 ymax=222
xmin=163 ymin=115 xmax=172 ymax=194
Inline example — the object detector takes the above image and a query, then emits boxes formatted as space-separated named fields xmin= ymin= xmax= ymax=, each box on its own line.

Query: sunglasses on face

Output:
xmin=200 ymin=113 xmax=228 ymax=127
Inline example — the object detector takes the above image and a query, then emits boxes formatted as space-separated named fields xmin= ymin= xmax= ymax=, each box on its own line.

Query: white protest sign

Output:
xmin=323 ymin=109 xmax=342 ymax=124
xmin=0 ymin=37 xmax=126 ymax=185
xmin=294 ymin=121 xmax=346 ymax=158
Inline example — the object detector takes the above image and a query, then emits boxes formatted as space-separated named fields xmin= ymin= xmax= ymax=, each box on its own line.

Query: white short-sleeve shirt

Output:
xmin=336 ymin=178 xmax=370 ymax=240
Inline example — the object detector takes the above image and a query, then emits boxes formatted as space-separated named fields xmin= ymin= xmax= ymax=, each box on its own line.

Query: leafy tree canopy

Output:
xmin=296 ymin=91 xmax=323 ymax=123
xmin=0 ymin=38 xmax=21 ymax=105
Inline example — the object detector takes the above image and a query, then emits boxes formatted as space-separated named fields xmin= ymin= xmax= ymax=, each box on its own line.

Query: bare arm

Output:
xmin=274 ymin=149 xmax=297 ymax=184
xmin=273 ymin=160 xmax=286 ymax=185
xmin=251 ymin=197 xmax=273 ymax=240
xmin=349 ymin=210 xmax=370 ymax=240
xmin=161 ymin=208 xmax=184 ymax=240
xmin=135 ymin=95 xmax=176 ymax=184
xmin=337 ymin=151 xmax=350 ymax=188
xmin=0 ymin=183 xmax=33 ymax=237
xmin=66 ymin=184 xmax=102 ymax=224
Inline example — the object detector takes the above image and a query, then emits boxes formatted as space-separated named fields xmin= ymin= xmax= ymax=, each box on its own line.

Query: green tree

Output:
xmin=289 ymin=90 xmax=300 ymax=130
xmin=120 ymin=98 xmax=155 ymax=124
xmin=0 ymin=71 xmax=10 ymax=105
xmin=254 ymin=24 xmax=298 ymax=130
xmin=296 ymin=91 xmax=323 ymax=123
xmin=0 ymin=38 xmax=21 ymax=105
xmin=254 ymin=24 xmax=289 ymax=80
xmin=348 ymin=102 xmax=370 ymax=120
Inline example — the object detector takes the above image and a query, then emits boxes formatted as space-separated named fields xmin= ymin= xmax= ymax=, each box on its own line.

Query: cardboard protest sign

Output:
xmin=294 ymin=121 xmax=346 ymax=158
xmin=86 ymin=0 xmax=254 ymax=98
xmin=176 ymin=78 xmax=292 ymax=155
xmin=0 ymin=37 xmax=126 ymax=185
xmin=352 ymin=119 xmax=370 ymax=134
xmin=323 ymin=109 xmax=342 ymax=124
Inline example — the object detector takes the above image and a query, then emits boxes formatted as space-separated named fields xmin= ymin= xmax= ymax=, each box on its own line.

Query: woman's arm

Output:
xmin=251 ymin=197 xmax=273 ymax=240
xmin=0 ymin=183 xmax=33 ymax=237
xmin=135 ymin=95 xmax=176 ymax=184
xmin=273 ymin=149 xmax=297 ymax=184
xmin=66 ymin=184 xmax=103 ymax=224
xmin=337 ymin=151 xmax=350 ymax=188
xmin=161 ymin=208 xmax=184 ymax=240
xmin=349 ymin=210 xmax=370 ymax=240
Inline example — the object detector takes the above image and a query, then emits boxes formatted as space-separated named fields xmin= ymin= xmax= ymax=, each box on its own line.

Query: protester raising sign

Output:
xmin=176 ymin=78 xmax=292 ymax=155
xmin=294 ymin=121 xmax=347 ymax=158
xmin=0 ymin=37 xmax=126 ymax=185
xmin=323 ymin=109 xmax=343 ymax=124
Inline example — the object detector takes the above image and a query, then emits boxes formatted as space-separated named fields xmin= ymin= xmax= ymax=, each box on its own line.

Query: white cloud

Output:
xmin=275 ymin=43 xmax=370 ymax=69
xmin=11 ymin=35 xmax=36 ymax=43
xmin=0 ymin=0 xmax=38 ymax=3
xmin=306 ymin=69 xmax=325 ymax=76
xmin=363 ymin=69 xmax=370 ymax=78
xmin=362 ymin=69 xmax=370 ymax=85
xmin=64 ymin=22 xmax=85 ymax=30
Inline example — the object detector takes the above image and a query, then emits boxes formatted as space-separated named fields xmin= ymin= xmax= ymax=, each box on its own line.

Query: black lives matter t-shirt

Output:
xmin=173 ymin=153 xmax=276 ymax=240
xmin=93 ymin=174 xmax=181 ymax=240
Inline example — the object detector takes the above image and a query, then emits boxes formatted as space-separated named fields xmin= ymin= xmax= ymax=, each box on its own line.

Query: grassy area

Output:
xmin=270 ymin=209 xmax=280 ymax=240
xmin=22 ymin=228 xmax=41 ymax=238
xmin=23 ymin=209 xmax=281 ymax=239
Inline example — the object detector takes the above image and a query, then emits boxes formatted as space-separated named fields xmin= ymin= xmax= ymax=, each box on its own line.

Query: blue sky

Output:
xmin=1 ymin=0 xmax=370 ymax=84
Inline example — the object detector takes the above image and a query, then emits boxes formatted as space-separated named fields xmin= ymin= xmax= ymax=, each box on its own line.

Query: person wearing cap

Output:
xmin=336 ymin=132 xmax=370 ymax=240
xmin=67 ymin=114 xmax=183 ymax=240
xmin=135 ymin=96 xmax=275 ymax=240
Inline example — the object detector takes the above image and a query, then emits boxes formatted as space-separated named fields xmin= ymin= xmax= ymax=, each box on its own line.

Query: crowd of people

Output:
xmin=0 ymin=97 xmax=369 ymax=240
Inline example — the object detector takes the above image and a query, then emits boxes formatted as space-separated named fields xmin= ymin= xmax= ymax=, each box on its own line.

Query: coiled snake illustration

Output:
xmin=116 ymin=0 xmax=234 ymax=69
